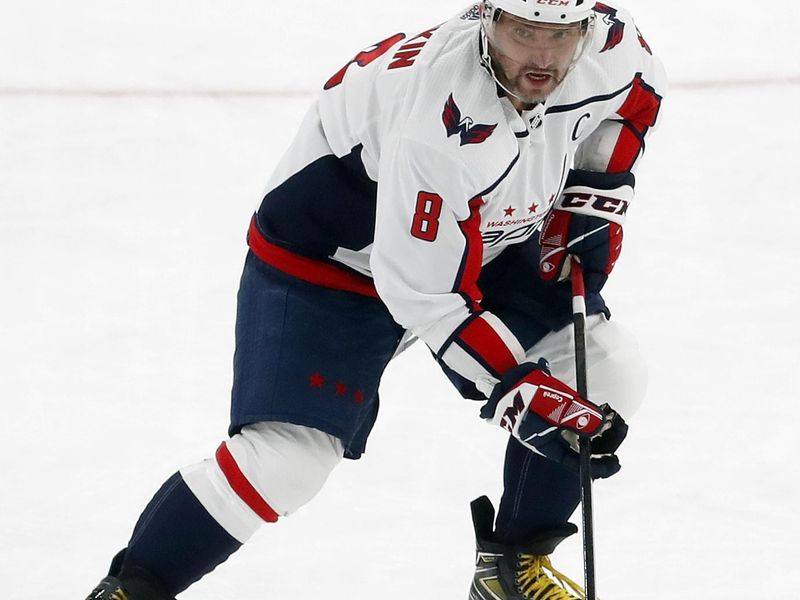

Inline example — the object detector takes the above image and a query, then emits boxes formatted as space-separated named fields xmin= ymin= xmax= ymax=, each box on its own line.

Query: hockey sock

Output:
xmin=494 ymin=437 xmax=581 ymax=545
xmin=119 ymin=472 xmax=242 ymax=594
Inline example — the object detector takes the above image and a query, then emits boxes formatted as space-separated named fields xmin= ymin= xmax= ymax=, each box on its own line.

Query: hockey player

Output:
xmin=86 ymin=1 xmax=665 ymax=599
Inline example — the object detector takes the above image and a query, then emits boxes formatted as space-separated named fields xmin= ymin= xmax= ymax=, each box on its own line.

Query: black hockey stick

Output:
xmin=570 ymin=259 xmax=597 ymax=600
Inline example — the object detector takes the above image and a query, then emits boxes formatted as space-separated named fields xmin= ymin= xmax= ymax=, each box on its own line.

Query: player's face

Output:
xmin=487 ymin=12 xmax=586 ymax=106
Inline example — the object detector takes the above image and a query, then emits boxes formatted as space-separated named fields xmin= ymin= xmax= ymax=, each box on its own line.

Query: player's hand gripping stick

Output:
xmin=538 ymin=169 xmax=634 ymax=294
xmin=481 ymin=360 xmax=621 ymax=479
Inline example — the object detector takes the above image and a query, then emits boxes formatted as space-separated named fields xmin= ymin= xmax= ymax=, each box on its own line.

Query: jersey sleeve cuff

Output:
xmin=433 ymin=310 xmax=526 ymax=397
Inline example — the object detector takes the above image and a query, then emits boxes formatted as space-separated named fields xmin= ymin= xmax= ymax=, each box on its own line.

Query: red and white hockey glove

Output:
xmin=538 ymin=170 xmax=634 ymax=293
xmin=481 ymin=360 xmax=627 ymax=479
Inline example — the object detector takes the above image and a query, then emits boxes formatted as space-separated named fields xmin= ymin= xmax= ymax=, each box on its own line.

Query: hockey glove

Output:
xmin=538 ymin=169 xmax=634 ymax=294
xmin=481 ymin=360 xmax=626 ymax=479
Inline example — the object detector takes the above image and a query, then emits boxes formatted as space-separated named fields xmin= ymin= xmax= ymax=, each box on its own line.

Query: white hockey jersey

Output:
xmin=250 ymin=2 xmax=666 ymax=397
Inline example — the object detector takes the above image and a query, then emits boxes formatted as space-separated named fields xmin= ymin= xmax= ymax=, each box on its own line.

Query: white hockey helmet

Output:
xmin=484 ymin=0 xmax=594 ymax=25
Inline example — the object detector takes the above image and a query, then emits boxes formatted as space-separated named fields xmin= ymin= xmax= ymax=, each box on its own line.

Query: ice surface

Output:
xmin=1 ymin=2 xmax=799 ymax=598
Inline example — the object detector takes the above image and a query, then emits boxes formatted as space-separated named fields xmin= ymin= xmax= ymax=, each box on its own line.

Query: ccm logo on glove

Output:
xmin=560 ymin=192 xmax=629 ymax=217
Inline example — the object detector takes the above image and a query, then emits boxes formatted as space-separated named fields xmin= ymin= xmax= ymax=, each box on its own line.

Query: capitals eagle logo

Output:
xmin=594 ymin=3 xmax=626 ymax=53
xmin=442 ymin=94 xmax=497 ymax=146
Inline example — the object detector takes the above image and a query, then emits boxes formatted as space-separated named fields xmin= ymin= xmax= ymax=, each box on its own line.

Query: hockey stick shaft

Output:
xmin=570 ymin=260 xmax=597 ymax=600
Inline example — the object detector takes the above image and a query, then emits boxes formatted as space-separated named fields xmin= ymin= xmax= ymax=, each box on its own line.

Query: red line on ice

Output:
xmin=0 ymin=76 xmax=797 ymax=98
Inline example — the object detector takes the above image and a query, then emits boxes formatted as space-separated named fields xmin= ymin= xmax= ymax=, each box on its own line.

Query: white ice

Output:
xmin=1 ymin=2 xmax=799 ymax=598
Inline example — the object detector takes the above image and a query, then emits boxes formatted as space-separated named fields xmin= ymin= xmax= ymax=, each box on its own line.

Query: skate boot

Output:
xmin=85 ymin=576 xmax=130 ymax=600
xmin=468 ymin=496 xmax=585 ymax=600
xmin=85 ymin=552 xmax=176 ymax=600
xmin=85 ymin=572 xmax=176 ymax=600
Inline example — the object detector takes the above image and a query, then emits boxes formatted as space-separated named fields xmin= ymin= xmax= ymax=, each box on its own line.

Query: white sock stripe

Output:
xmin=180 ymin=459 xmax=263 ymax=544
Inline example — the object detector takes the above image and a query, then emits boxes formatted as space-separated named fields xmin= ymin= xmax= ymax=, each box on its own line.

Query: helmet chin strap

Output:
xmin=479 ymin=26 xmax=534 ymax=107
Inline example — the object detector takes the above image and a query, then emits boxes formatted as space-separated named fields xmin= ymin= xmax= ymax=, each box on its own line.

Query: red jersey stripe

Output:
xmin=454 ymin=197 xmax=485 ymax=309
xmin=247 ymin=216 xmax=379 ymax=299
xmin=458 ymin=316 xmax=518 ymax=377
xmin=608 ymin=74 xmax=662 ymax=172
xmin=607 ymin=126 xmax=643 ymax=172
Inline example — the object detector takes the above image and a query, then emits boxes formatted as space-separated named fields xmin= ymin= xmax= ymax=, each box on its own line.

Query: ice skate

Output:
xmin=84 ymin=559 xmax=176 ymax=600
xmin=469 ymin=496 xmax=585 ymax=600
xmin=84 ymin=576 xmax=130 ymax=600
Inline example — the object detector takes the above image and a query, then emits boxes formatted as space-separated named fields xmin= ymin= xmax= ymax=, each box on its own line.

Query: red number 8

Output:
xmin=410 ymin=191 xmax=443 ymax=242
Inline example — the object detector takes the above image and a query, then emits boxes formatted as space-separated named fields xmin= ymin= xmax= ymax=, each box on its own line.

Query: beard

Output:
xmin=494 ymin=55 xmax=568 ymax=105
xmin=487 ymin=43 xmax=572 ymax=106
xmin=504 ymin=68 xmax=566 ymax=104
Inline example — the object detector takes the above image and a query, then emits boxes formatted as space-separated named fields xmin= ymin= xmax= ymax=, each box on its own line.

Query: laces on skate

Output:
xmin=515 ymin=554 xmax=586 ymax=600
